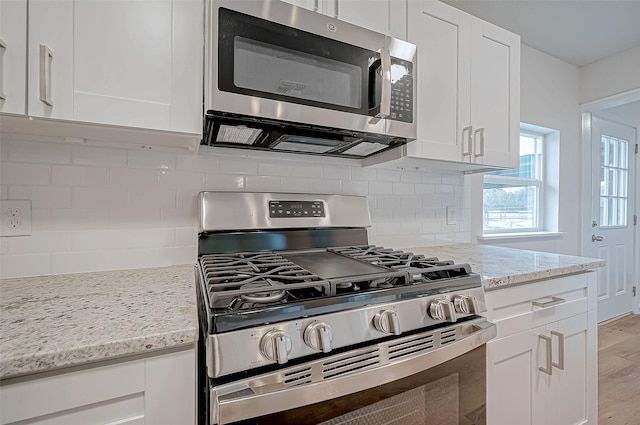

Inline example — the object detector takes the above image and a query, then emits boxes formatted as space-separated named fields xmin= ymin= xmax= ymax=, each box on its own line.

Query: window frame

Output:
xmin=482 ymin=131 xmax=545 ymax=234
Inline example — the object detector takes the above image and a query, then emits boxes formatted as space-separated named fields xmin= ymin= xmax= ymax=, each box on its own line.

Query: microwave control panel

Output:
xmin=389 ymin=59 xmax=414 ymax=123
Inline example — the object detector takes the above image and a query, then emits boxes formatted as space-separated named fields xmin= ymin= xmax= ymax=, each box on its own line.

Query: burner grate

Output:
xmin=200 ymin=252 xmax=332 ymax=308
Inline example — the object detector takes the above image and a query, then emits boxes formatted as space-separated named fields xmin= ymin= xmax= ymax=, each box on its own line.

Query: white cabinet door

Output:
xmin=27 ymin=0 xmax=202 ymax=134
xmin=401 ymin=0 xmax=519 ymax=170
xmin=487 ymin=328 xmax=545 ymax=425
xmin=469 ymin=17 xmax=520 ymax=168
xmin=406 ymin=0 xmax=469 ymax=162
xmin=0 ymin=0 xmax=27 ymax=116
xmin=28 ymin=0 xmax=74 ymax=120
xmin=545 ymin=312 xmax=595 ymax=425
xmin=329 ymin=0 xmax=406 ymax=39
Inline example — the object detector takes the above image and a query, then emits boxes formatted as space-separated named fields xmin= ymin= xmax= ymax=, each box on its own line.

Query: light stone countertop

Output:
xmin=0 ymin=244 xmax=605 ymax=380
xmin=0 ymin=264 xmax=198 ymax=380
xmin=404 ymin=243 xmax=605 ymax=290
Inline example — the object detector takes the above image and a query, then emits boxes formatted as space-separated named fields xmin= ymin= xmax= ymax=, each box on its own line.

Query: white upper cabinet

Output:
xmin=27 ymin=0 xmax=202 ymax=134
xmin=0 ymin=0 xmax=28 ymax=116
xmin=404 ymin=0 xmax=520 ymax=170
xmin=281 ymin=0 xmax=406 ymax=39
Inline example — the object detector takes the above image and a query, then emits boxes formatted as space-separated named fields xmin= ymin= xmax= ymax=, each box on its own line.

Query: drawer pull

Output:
xmin=532 ymin=296 xmax=565 ymax=309
xmin=539 ymin=334 xmax=552 ymax=375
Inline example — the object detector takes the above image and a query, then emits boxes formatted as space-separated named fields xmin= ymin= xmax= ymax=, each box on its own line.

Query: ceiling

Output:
xmin=442 ymin=0 xmax=640 ymax=68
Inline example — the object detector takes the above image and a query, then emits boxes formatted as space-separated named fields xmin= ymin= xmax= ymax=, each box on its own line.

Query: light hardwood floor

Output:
xmin=598 ymin=314 xmax=640 ymax=424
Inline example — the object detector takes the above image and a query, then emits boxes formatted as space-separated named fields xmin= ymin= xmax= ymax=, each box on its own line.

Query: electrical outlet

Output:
xmin=0 ymin=200 xmax=32 ymax=237
xmin=446 ymin=206 xmax=457 ymax=225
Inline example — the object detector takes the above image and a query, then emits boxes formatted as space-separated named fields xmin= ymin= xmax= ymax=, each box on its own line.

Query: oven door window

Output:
xmin=227 ymin=345 xmax=486 ymax=425
xmin=218 ymin=7 xmax=381 ymax=116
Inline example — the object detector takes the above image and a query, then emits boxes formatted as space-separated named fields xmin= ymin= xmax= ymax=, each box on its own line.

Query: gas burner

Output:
xmin=239 ymin=279 xmax=287 ymax=303
xmin=330 ymin=245 xmax=453 ymax=270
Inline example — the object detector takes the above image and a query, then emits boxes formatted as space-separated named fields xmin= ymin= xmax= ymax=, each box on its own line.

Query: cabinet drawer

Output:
xmin=0 ymin=359 xmax=145 ymax=424
xmin=484 ymin=272 xmax=597 ymax=338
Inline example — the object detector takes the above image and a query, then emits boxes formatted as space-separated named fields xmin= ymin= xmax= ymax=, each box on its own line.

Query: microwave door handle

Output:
xmin=376 ymin=46 xmax=391 ymax=119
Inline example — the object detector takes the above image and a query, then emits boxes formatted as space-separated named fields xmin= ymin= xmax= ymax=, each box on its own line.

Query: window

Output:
xmin=483 ymin=132 xmax=544 ymax=233
xmin=599 ymin=134 xmax=628 ymax=227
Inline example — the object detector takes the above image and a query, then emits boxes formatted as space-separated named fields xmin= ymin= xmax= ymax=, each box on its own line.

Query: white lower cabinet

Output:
xmin=0 ymin=348 xmax=195 ymax=425
xmin=485 ymin=272 xmax=598 ymax=425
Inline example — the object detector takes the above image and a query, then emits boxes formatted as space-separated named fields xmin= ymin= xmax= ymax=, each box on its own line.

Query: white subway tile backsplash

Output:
xmin=110 ymin=168 xmax=160 ymax=188
xmin=8 ymin=140 xmax=72 ymax=164
xmin=245 ymin=175 xmax=282 ymax=192
xmin=350 ymin=167 xmax=377 ymax=181
xmin=71 ymin=229 xmax=129 ymax=251
xmin=175 ymin=227 xmax=198 ymax=246
xmin=52 ymin=165 xmax=109 ymax=187
xmin=392 ymin=182 xmax=414 ymax=195
xmin=130 ymin=189 xmax=177 ymax=210
xmin=126 ymin=228 xmax=175 ymax=248
xmin=280 ymin=176 xmax=313 ymax=193
xmin=176 ymin=154 xmax=219 ymax=173
xmin=291 ymin=164 xmax=323 ymax=178
xmin=259 ymin=162 xmax=292 ymax=177
xmin=376 ymin=169 xmax=401 ymax=182
xmin=368 ymin=181 xmax=392 ymax=195
xmin=72 ymin=145 xmax=127 ymax=167
xmin=340 ymin=180 xmax=368 ymax=195
xmin=51 ymin=208 xmax=110 ymax=230
xmin=205 ymin=173 xmax=245 ymax=190
xmin=376 ymin=195 xmax=401 ymax=209
xmin=312 ymin=179 xmax=341 ymax=193
xmin=0 ymin=135 xmax=470 ymax=277
xmin=219 ymin=158 xmax=258 ymax=175
xmin=127 ymin=150 xmax=177 ymax=170
xmin=72 ymin=187 xmax=128 ymax=209
xmin=1 ymin=253 xmax=51 ymax=278
xmin=1 ymin=163 xmax=51 ymax=185
xmin=323 ymin=165 xmax=351 ymax=180
xmin=10 ymin=186 xmax=72 ymax=208
xmin=159 ymin=170 xmax=205 ymax=191
xmin=7 ymin=231 xmax=71 ymax=254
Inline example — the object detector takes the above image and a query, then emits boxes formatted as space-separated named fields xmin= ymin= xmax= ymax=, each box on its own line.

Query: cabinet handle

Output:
xmin=473 ymin=127 xmax=485 ymax=157
xmin=39 ymin=45 xmax=53 ymax=106
xmin=551 ymin=330 xmax=565 ymax=370
xmin=313 ymin=0 xmax=319 ymax=12
xmin=532 ymin=296 xmax=565 ymax=309
xmin=0 ymin=38 xmax=6 ymax=100
xmin=539 ymin=334 xmax=552 ymax=375
xmin=462 ymin=126 xmax=472 ymax=156
xmin=334 ymin=0 xmax=339 ymax=17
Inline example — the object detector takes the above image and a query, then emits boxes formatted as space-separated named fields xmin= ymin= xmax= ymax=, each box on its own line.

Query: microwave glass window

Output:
xmin=233 ymin=37 xmax=362 ymax=109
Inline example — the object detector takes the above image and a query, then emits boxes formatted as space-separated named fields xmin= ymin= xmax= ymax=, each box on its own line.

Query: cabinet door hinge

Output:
xmin=636 ymin=143 xmax=639 ymax=154
xmin=634 ymin=214 xmax=638 ymax=226
xmin=634 ymin=286 xmax=637 ymax=297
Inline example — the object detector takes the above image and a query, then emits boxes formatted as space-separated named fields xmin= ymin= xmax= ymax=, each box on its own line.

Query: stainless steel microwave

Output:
xmin=203 ymin=0 xmax=417 ymax=158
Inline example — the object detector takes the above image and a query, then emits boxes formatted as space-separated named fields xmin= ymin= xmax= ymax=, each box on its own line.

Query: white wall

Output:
xmin=580 ymin=45 xmax=640 ymax=104
xmin=0 ymin=134 xmax=470 ymax=278
xmin=472 ymin=45 xmax=583 ymax=255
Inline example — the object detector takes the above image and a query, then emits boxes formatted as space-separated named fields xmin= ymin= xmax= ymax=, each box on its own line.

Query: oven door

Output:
xmin=208 ymin=318 xmax=496 ymax=425
xmin=206 ymin=0 xmax=416 ymax=139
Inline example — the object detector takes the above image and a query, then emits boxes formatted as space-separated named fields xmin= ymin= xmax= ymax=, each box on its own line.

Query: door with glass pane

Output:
xmin=590 ymin=116 xmax=636 ymax=322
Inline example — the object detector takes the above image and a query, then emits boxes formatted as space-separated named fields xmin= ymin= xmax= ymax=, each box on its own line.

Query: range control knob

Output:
xmin=453 ymin=294 xmax=479 ymax=315
xmin=260 ymin=330 xmax=292 ymax=364
xmin=303 ymin=321 xmax=333 ymax=353
xmin=429 ymin=299 xmax=457 ymax=322
xmin=373 ymin=310 xmax=401 ymax=335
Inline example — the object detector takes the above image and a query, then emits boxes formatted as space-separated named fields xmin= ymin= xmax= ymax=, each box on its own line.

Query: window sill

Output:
xmin=478 ymin=231 xmax=566 ymax=242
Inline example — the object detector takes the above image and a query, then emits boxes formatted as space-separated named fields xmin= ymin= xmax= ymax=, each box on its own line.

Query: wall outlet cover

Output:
xmin=446 ymin=206 xmax=457 ymax=225
xmin=0 ymin=200 xmax=32 ymax=237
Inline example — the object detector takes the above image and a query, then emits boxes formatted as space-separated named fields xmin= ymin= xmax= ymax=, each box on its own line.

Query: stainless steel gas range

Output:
xmin=195 ymin=192 xmax=496 ymax=425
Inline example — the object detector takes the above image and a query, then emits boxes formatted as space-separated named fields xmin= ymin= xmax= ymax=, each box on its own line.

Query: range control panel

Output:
xmin=269 ymin=200 xmax=325 ymax=218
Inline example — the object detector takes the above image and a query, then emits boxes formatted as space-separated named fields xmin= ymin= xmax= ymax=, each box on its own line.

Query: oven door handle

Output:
xmin=210 ymin=318 xmax=497 ymax=425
